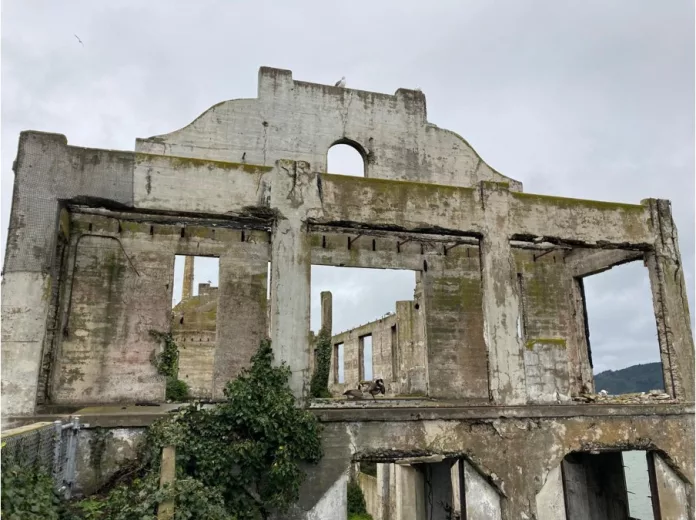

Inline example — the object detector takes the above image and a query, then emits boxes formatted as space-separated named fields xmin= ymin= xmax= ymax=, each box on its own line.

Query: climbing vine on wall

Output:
xmin=3 ymin=339 xmax=324 ymax=519
xmin=309 ymin=327 xmax=332 ymax=398
xmin=149 ymin=330 xmax=189 ymax=401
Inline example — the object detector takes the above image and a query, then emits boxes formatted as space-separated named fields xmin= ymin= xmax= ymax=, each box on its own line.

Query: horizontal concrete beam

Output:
xmin=9 ymin=403 xmax=692 ymax=429
xmin=565 ymin=248 xmax=645 ymax=277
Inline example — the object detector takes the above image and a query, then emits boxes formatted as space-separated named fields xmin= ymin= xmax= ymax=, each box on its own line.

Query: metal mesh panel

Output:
xmin=2 ymin=419 xmax=81 ymax=497
xmin=2 ymin=423 xmax=55 ymax=473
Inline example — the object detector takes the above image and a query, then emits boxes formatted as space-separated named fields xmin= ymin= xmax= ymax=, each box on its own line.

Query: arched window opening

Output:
xmin=327 ymin=142 xmax=365 ymax=177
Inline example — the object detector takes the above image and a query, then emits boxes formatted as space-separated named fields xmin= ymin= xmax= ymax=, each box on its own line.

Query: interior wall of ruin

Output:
xmin=47 ymin=212 xmax=269 ymax=404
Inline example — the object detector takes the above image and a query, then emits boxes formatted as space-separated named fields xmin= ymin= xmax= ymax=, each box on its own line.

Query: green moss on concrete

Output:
xmin=42 ymin=276 xmax=52 ymax=302
xmin=59 ymin=209 xmax=71 ymax=238
xmin=513 ymin=192 xmax=644 ymax=212
xmin=322 ymin=174 xmax=476 ymax=218
xmin=135 ymin=152 xmax=273 ymax=175
xmin=525 ymin=338 xmax=567 ymax=350
xmin=119 ymin=221 xmax=146 ymax=233
xmin=185 ymin=226 xmax=216 ymax=240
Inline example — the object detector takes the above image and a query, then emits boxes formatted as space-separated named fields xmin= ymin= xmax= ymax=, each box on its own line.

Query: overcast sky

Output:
xmin=2 ymin=1 xmax=693 ymax=376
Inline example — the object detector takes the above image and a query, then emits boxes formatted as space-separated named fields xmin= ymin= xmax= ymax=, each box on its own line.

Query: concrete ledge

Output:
xmin=5 ymin=403 xmax=693 ymax=429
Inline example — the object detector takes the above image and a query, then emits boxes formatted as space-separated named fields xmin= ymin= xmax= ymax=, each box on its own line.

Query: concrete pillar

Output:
xmin=321 ymin=291 xmax=332 ymax=334
xmin=1 ymin=273 xmax=53 ymax=418
xmin=268 ymin=159 xmax=321 ymax=402
xmin=182 ymin=255 xmax=194 ymax=301
xmin=643 ymin=199 xmax=695 ymax=401
xmin=213 ymin=234 xmax=269 ymax=398
xmin=462 ymin=459 xmax=502 ymax=520
xmin=269 ymin=219 xmax=311 ymax=400
xmin=376 ymin=463 xmax=391 ymax=520
xmin=648 ymin=452 xmax=691 ymax=519
xmin=535 ymin=465 xmax=566 ymax=520
xmin=478 ymin=181 xmax=527 ymax=405
xmin=394 ymin=464 xmax=425 ymax=520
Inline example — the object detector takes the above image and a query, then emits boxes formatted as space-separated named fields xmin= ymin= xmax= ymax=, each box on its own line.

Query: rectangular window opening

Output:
xmin=171 ymin=255 xmax=220 ymax=400
xmin=581 ymin=258 xmax=664 ymax=395
xmin=360 ymin=334 xmax=373 ymax=381
xmin=310 ymin=265 xmax=417 ymax=393
xmin=562 ymin=450 xmax=658 ymax=520
xmin=334 ymin=343 xmax=345 ymax=384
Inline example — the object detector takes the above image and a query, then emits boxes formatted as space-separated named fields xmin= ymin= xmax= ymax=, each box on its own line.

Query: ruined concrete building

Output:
xmin=2 ymin=67 xmax=693 ymax=519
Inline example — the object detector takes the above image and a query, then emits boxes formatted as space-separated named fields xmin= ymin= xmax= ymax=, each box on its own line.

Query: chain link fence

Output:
xmin=1 ymin=417 xmax=84 ymax=499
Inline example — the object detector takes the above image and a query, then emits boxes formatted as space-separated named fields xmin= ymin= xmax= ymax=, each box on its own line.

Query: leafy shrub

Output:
xmin=347 ymin=479 xmax=368 ymax=516
xmin=165 ymin=378 xmax=190 ymax=401
xmin=1 ymin=464 xmax=64 ymax=520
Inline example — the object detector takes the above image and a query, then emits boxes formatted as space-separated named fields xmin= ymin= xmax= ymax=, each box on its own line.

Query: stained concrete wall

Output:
xmin=357 ymin=472 xmax=380 ymax=519
xmin=175 ymin=331 xmax=216 ymax=398
xmin=311 ymin=405 xmax=694 ymax=520
xmin=650 ymin=452 xmax=691 ymax=520
xmin=136 ymin=68 xmax=521 ymax=192
xmin=49 ymin=213 xmax=268 ymax=404
xmin=423 ymin=247 xmax=488 ymax=399
xmin=3 ymin=66 xmax=693 ymax=520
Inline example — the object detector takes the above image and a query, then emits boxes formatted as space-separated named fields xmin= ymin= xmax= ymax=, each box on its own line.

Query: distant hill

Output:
xmin=594 ymin=362 xmax=664 ymax=394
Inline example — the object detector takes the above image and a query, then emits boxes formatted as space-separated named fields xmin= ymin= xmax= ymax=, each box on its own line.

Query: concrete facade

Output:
xmin=2 ymin=67 xmax=693 ymax=519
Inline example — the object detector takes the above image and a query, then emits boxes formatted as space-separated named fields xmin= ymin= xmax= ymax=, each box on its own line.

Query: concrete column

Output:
xmin=182 ymin=255 xmax=194 ymax=301
xmin=462 ymin=459 xmax=502 ymax=519
xmin=321 ymin=291 xmax=332 ymax=334
xmin=268 ymin=159 xmax=322 ymax=402
xmin=643 ymin=199 xmax=695 ymax=401
xmin=213 ymin=233 xmax=269 ymax=398
xmin=269 ymin=218 xmax=311 ymax=400
xmin=648 ymin=451 xmax=691 ymax=519
xmin=478 ymin=181 xmax=527 ymax=405
xmin=1 ymin=273 xmax=53 ymax=418
xmin=394 ymin=464 xmax=425 ymax=520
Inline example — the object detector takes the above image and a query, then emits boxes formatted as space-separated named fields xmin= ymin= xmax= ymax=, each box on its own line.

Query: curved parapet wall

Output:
xmin=136 ymin=67 xmax=522 ymax=191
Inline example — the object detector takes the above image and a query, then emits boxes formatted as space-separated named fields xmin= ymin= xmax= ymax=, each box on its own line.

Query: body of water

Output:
xmin=624 ymin=450 xmax=654 ymax=520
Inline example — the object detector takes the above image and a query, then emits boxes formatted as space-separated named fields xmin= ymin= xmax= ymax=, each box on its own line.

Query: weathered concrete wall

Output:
xmin=175 ymin=331 xmax=215 ymax=398
xmin=52 ymin=214 xmax=172 ymax=404
xmin=330 ymin=314 xmax=398 ymax=395
xmin=650 ymin=451 xmax=691 ymax=519
xmin=535 ymin=464 xmax=566 ymax=520
xmin=136 ymin=67 xmax=521 ymax=192
xmin=74 ymin=427 xmax=145 ymax=496
xmin=312 ymin=405 xmax=694 ymax=519
xmin=423 ymin=246 xmax=488 ymax=399
xmin=2 ymin=132 xmax=134 ymax=417
xmin=462 ymin=458 xmax=503 ymax=519
xmin=49 ymin=213 xmax=268 ymax=404
xmin=357 ymin=472 xmax=380 ymax=519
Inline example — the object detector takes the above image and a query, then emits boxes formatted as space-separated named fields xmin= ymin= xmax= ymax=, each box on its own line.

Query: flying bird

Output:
xmin=74 ymin=34 xmax=83 ymax=46
xmin=334 ymin=76 xmax=346 ymax=88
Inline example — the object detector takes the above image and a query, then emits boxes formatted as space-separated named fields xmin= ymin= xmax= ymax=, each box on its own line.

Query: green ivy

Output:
xmin=149 ymin=330 xmax=189 ymax=401
xmin=166 ymin=378 xmax=190 ymax=402
xmin=309 ymin=327 xmax=332 ymax=398
xmin=68 ymin=338 xmax=321 ymax=519
xmin=149 ymin=330 xmax=179 ymax=377
xmin=347 ymin=479 xmax=369 ymax=517
xmin=1 ymin=464 xmax=64 ymax=520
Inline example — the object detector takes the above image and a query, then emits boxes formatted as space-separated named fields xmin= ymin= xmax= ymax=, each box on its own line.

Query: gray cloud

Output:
xmin=2 ymin=0 xmax=692 ymax=375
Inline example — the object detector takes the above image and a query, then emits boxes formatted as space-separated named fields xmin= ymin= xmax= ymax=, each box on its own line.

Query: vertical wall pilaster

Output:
xmin=479 ymin=181 xmax=527 ymax=405
xmin=643 ymin=198 xmax=694 ymax=401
